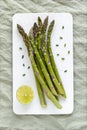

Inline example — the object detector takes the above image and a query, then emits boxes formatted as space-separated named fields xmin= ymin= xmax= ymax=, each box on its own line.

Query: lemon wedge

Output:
xmin=16 ymin=85 xmax=34 ymax=104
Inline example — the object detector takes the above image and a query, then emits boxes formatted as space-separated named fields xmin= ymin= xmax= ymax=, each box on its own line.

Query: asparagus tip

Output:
xmin=44 ymin=16 xmax=48 ymax=24
xmin=52 ymin=20 xmax=55 ymax=24
xmin=33 ymin=22 xmax=38 ymax=38
xmin=17 ymin=24 xmax=20 ymax=28
xmin=38 ymin=16 xmax=41 ymax=21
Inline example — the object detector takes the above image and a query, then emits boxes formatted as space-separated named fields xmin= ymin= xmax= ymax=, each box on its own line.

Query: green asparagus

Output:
xmin=31 ymin=23 xmax=58 ymax=96
xmin=37 ymin=17 xmax=59 ymax=100
xmin=32 ymin=20 xmax=49 ymax=106
xmin=29 ymin=51 xmax=62 ymax=109
xmin=35 ymin=76 xmax=47 ymax=107
xmin=28 ymin=25 xmax=47 ymax=107
xmin=38 ymin=20 xmax=64 ymax=96
xmin=47 ymin=20 xmax=66 ymax=98
xmin=37 ymin=17 xmax=47 ymax=65
xmin=17 ymin=24 xmax=62 ymax=109
xmin=37 ymin=17 xmax=59 ymax=97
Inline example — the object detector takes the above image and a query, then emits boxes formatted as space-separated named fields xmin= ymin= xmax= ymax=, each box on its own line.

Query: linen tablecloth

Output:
xmin=0 ymin=0 xmax=87 ymax=130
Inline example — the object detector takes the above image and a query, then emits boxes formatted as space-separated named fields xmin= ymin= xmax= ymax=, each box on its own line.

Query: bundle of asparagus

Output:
xmin=17 ymin=16 xmax=66 ymax=109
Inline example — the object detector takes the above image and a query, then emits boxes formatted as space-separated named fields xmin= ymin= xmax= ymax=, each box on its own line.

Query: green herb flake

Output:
xmin=28 ymin=66 xmax=30 ymax=69
xmin=61 ymin=58 xmax=65 ymax=60
xmin=64 ymin=44 xmax=66 ymax=47
xmin=22 ymin=74 xmax=26 ymax=77
xmin=23 ymin=64 xmax=25 ymax=67
xmin=64 ymin=70 xmax=67 ymax=73
xmin=57 ymin=54 xmax=59 ymax=56
xmin=68 ymin=50 xmax=70 ymax=54
xmin=22 ymin=55 xmax=24 ymax=59
xmin=56 ymin=44 xmax=59 ymax=47
xmin=60 ymin=36 xmax=63 ymax=39
xmin=62 ymin=26 xmax=64 ymax=29
xmin=19 ymin=47 xmax=22 ymax=50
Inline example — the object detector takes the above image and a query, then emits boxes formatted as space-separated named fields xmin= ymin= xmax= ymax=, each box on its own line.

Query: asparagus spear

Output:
xmin=37 ymin=17 xmax=46 ymax=65
xmin=32 ymin=25 xmax=46 ymax=81
xmin=38 ymin=16 xmax=42 ymax=30
xmin=32 ymin=20 xmax=54 ymax=105
xmin=34 ymin=56 xmax=46 ymax=107
xmin=37 ymin=20 xmax=64 ymax=96
xmin=18 ymin=23 xmax=46 ymax=107
xmin=42 ymin=46 xmax=64 ymax=95
xmin=37 ymin=17 xmax=59 ymax=97
xmin=37 ymin=16 xmax=48 ymax=49
xmin=30 ymin=23 xmax=58 ymax=96
xmin=41 ymin=16 xmax=48 ymax=49
xmin=35 ymin=76 xmax=46 ymax=107
xmin=38 ymin=17 xmax=66 ymax=97
xmin=29 ymin=51 xmax=62 ymax=109
xmin=34 ymin=19 xmax=55 ymax=101
xmin=37 ymin=16 xmax=43 ymax=50
xmin=38 ymin=17 xmax=42 ymax=38
xmin=26 ymin=26 xmax=47 ymax=107
xmin=17 ymin=24 xmax=62 ymax=109
xmin=34 ymin=47 xmax=47 ymax=107
xmin=47 ymin=20 xmax=66 ymax=98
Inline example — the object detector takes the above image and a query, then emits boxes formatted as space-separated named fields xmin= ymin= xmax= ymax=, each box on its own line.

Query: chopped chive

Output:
xmin=22 ymin=74 xmax=26 ymax=77
xmin=57 ymin=54 xmax=59 ymax=56
xmin=62 ymin=26 xmax=64 ymax=29
xmin=56 ymin=44 xmax=59 ymax=47
xmin=28 ymin=66 xmax=30 ymax=69
xmin=64 ymin=70 xmax=67 ymax=73
xmin=61 ymin=58 xmax=65 ymax=60
xmin=23 ymin=64 xmax=25 ymax=67
xmin=64 ymin=44 xmax=66 ymax=47
xmin=19 ymin=47 xmax=22 ymax=50
xmin=60 ymin=36 xmax=63 ymax=39
xmin=22 ymin=55 xmax=24 ymax=59
xmin=68 ymin=50 xmax=70 ymax=54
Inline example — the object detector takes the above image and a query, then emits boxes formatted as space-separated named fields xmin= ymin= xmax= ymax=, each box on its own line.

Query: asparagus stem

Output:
xmin=29 ymin=51 xmax=62 ymax=109
xmin=29 ymin=23 xmax=46 ymax=107
xmin=34 ymin=20 xmax=52 ymax=102
xmin=31 ymin=23 xmax=58 ymax=96
xmin=47 ymin=20 xmax=66 ymax=98
xmin=35 ymin=76 xmax=47 ymax=107
xmin=17 ymin=24 xmax=62 ymax=109
xmin=37 ymin=19 xmax=64 ymax=96
xmin=17 ymin=24 xmax=46 ymax=107
xmin=35 ymin=58 xmax=47 ymax=107
xmin=37 ymin=17 xmax=46 ymax=65
xmin=31 ymin=39 xmax=58 ymax=96
xmin=33 ymin=20 xmax=55 ymax=106
xmin=42 ymin=47 xmax=64 ymax=95
xmin=37 ymin=16 xmax=42 ymax=49
xmin=37 ymin=17 xmax=59 ymax=97
xmin=33 ymin=22 xmax=46 ymax=81
xmin=41 ymin=16 xmax=48 ymax=49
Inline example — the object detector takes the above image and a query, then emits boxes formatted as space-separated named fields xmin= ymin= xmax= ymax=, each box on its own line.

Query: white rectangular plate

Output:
xmin=13 ymin=13 xmax=73 ymax=115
